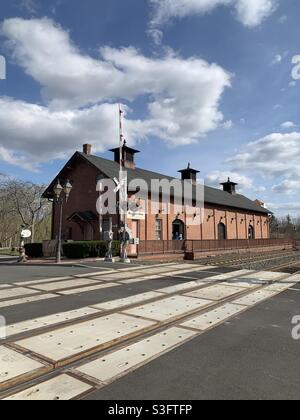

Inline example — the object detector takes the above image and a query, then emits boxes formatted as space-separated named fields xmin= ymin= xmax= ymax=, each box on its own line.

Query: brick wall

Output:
xmin=52 ymin=158 xmax=270 ymax=242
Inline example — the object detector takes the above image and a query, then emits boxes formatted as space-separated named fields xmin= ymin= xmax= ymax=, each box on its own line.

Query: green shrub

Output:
xmin=62 ymin=241 xmax=120 ymax=259
xmin=25 ymin=243 xmax=43 ymax=258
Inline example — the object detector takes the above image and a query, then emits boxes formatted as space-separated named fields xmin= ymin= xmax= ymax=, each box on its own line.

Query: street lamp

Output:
xmin=54 ymin=179 xmax=73 ymax=264
xmin=64 ymin=180 xmax=73 ymax=201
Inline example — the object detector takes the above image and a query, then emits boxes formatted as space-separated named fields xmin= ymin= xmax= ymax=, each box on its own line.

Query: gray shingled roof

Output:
xmin=78 ymin=152 xmax=270 ymax=215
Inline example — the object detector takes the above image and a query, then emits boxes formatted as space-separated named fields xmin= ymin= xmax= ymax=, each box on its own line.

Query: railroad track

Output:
xmin=198 ymin=249 xmax=295 ymax=265
xmin=270 ymin=261 xmax=300 ymax=274
xmin=197 ymin=250 xmax=300 ymax=271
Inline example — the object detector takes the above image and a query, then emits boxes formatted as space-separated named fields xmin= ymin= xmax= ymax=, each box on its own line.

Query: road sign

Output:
xmin=21 ymin=229 xmax=32 ymax=239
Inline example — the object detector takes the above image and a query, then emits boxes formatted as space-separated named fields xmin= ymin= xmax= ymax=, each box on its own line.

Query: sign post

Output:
xmin=104 ymin=217 xmax=115 ymax=263
xmin=18 ymin=229 xmax=31 ymax=263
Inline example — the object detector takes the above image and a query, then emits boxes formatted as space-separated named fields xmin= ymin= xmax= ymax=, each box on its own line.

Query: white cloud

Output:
xmin=272 ymin=54 xmax=282 ymax=65
xmin=230 ymin=132 xmax=300 ymax=180
xmin=102 ymin=46 xmax=231 ymax=145
xmin=147 ymin=28 xmax=164 ymax=46
xmin=279 ymin=15 xmax=287 ymax=24
xmin=0 ymin=17 xmax=231 ymax=162
xmin=223 ymin=120 xmax=233 ymax=129
xmin=234 ymin=0 xmax=276 ymax=27
xmin=281 ymin=121 xmax=296 ymax=129
xmin=272 ymin=179 xmax=300 ymax=195
xmin=19 ymin=0 xmax=38 ymax=14
xmin=256 ymin=186 xmax=267 ymax=193
xmin=205 ymin=171 xmax=254 ymax=192
xmin=229 ymin=132 xmax=300 ymax=198
xmin=150 ymin=0 xmax=276 ymax=27
xmin=267 ymin=202 xmax=300 ymax=215
xmin=0 ymin=98 xmax=148 ymax=171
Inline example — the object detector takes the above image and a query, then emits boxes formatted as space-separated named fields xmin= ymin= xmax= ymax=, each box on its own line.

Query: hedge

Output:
xmin=62 ymin=241 xmax=120 ymax=259
xmin=25 ymin=243 xmax=43 ymax=258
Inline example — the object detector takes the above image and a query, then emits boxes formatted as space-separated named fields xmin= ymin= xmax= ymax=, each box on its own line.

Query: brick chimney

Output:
xmin=83 ymin=144 xmax=92 ymax=155
xmin=110 ymin=142 xmax=140 ymax=169
xmin=178 ymin=163 xmax=200 ymax=185
xmin=221 ymin=178 xmax=238 ymax=195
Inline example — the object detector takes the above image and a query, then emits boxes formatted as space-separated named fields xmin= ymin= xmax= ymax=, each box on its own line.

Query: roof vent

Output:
xmin=221 ymin=178 xmax=238 ymax=195
xmin=178 ymin=163 xmax=199 ymax=185
xmin=110 ymin=142 xmax=140 ymax=169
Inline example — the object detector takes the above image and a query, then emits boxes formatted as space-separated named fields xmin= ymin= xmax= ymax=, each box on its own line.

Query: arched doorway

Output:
xmin=248 ymin=225 xmax=255 ymax=239
xmin=172 ymin=220 xmax=185 ymax=240
xmin=218 ymin=223 xmax=227 ymax=240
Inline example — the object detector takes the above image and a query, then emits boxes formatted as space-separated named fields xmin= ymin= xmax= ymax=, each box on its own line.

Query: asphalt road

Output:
xmin=0 ymin=260 xmax=143 ymax=283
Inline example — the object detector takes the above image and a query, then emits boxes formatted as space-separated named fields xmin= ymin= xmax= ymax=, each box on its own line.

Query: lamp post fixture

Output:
xmin=53 ymin=180 xmax=73 ymax=264
xmin=18 ymin=225 xmax=31 ymax=264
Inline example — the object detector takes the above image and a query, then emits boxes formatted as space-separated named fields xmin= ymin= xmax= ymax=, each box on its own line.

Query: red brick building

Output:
xmin=43 ymin=144 xmax=271 ymax=255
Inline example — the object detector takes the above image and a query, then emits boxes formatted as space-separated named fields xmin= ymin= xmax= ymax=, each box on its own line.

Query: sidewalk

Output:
xmin=23 ymin=257 xmax=108 ymax=266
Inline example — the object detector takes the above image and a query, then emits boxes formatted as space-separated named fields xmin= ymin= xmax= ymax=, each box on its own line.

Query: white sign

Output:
xmin=127 ymin=211 xmax=146 ymax=220
xmin=21 ymin=229 xmax=32 ymax=239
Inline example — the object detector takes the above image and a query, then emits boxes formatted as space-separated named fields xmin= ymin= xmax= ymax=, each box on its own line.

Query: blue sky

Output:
xmin=0 ymin=0 xmax=300 ymax=216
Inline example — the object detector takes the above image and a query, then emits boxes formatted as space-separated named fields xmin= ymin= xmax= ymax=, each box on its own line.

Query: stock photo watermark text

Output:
xmin=96 ymin=172 xmax=205 ymax=227
xmin=0 ymin=315 xmax=6 ymax=340
xmin=0 ymin=55 xmax=6 ymax=80
xmin=292 ymin=55 xmax=300 ymax=80
xmin=292 ymin=316 xmax=300 ymax=340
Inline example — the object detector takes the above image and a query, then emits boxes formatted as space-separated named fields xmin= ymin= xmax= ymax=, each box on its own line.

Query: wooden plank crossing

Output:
xmin=0 ymin=261 xmax=298 ymax=399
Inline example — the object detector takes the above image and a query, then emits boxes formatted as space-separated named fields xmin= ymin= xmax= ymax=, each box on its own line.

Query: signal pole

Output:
xmin=119 ymin=104 xmax=124 ymax=231
xmin=118 ymin=105 xmax=130 ymax=263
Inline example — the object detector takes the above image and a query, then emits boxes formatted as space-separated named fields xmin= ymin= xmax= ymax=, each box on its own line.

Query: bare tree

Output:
xmin=0 ymin=177 xmax=51 ymax=247
xmin=270 ymin=215 xmax=300 ymax=239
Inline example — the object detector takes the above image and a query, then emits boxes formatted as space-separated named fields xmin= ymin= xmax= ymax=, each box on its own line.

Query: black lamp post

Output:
xmin=53 ymin=180 xmax=73 ymax=263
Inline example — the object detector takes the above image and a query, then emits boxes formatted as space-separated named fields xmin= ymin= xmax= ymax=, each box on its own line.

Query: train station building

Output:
xmin=43 ymin=144 xmax=271 ymax=256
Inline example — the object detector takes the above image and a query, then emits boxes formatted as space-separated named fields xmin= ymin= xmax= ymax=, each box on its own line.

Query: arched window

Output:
xmin=218 ymin=223 xmax=227 ymax=240
xmin=172 ymin=220 xmax=185 ymax=241
xmin=248 ymin=225 xmax=255 ymax=239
